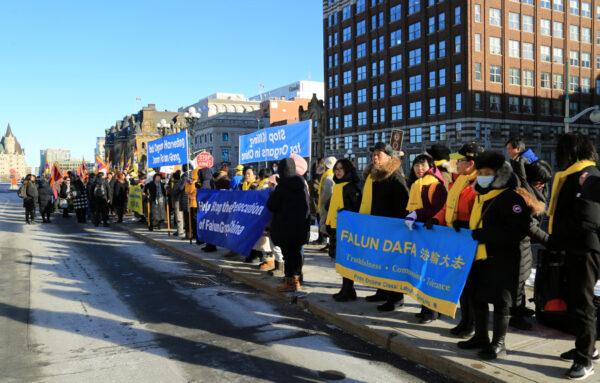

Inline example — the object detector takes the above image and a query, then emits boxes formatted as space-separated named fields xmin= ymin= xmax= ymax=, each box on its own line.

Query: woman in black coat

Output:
xmin=267 ymin=158 xmax=311 ymax=292
xmin=458 ymin=151 xmax=532 ymax=361
xmin=22 ymin=174 xmax=38 ymax=224
xmin=326 ymin=159 xmax=362 ymax=301
xmin=546 ymin=134 xmax=600 ymax=380
xmin=37 ymin=178 xmax=54 ymax=223
xmin=112 ymin=173 xmax=129 ymax=223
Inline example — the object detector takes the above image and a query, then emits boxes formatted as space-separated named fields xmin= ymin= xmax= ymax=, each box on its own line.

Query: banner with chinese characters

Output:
xmin=335 ymin=211 xmax=477 ymax=318
xmin=127 ymin=184 xmax=144 ymax=215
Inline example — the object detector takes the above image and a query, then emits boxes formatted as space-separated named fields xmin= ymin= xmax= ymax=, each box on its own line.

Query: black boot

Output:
xmin=457 ymin=308 xmax=490 ymax=350
xmin=450 ymin=303 xmax=475 ymax=337
xmin=365 ymin=289 xmax=387 ymax=302
xmin=478 ymin=314 xmax=509 ymax=360
xmin=418 ymin=306 xmax=440 ymax=324
xmin=333 ymin=278 xmax=357 ymax=302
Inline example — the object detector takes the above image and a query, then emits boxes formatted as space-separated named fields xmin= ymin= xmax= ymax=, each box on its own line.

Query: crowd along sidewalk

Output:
xmin=116 ymin=219 xmax=592 ymax=383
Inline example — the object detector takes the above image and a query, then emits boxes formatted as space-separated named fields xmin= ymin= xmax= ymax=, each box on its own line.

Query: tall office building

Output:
xmin=323 ymin=0 xmax=600 ymax=171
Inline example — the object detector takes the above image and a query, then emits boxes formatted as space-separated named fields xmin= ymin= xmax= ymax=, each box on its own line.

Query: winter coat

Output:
xmin=411 ymin=171 xmax=447 ymax=222
xmin=113 ymin=180 xmax=129 ymax=208
xmin=92 ymin=179 xmax=110 ymax=202
xmin=23 ymin=181 xmax=39 ymax=208
xmin=59 ymin=182 xmax=72 ymax=199
xmin=197 ymin=168 xmax=214 ymax=190
xmin=434 ymin=174 xmax=477 ymax=228
xmin=37 ymin=179 xmax=53 ymax=209
xmin=582 ymin=174 xmax=600 ymax=203
xmin=471 ymin=163 xmax=533 ymax=305
xmin=267 ymin=158 xmax=311 ymax=248
xmin=145 ymin=181 xmax=166 ymax=204
xmin=362 ymin=157 xmax=409 ymax=218
xmin=213 ymin=171 xmax=231 ymax=190
xmin=550 ymin=165 xmax=600 ymax=255
xmin=325 ymin=173 xmax=362 ymax=230
xmin=230 ymin=174 xmax=243 ymax=190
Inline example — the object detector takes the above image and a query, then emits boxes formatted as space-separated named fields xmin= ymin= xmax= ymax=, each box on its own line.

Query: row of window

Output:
xmin=476 ymin=1 xmax=595 ymax=25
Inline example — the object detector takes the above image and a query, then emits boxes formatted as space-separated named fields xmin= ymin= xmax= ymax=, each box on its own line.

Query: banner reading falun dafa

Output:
xmin=335 ymin=211 xmax=478 ymax=318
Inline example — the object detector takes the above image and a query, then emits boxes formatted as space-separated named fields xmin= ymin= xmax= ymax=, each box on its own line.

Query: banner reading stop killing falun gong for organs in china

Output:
xmin=335 ymin=211 xmax=478 ymax=318
xmin=238 ymin=120 xmax=311 ymax=165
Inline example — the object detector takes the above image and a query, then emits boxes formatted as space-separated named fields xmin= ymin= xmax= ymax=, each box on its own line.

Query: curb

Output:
xmin=117 ymin=223 xmax=531 ymax=383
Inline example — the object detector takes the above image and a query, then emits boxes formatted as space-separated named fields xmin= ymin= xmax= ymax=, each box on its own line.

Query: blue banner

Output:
xmin=196 ymin=190 xmax=272 ymax=256
xmin=336 ymin=211 xmax=478 ymax=317
xmin=147 ymin=130 xmax=188 ymax=168
xmin=238 ymin=120 xmax=311 ymax=164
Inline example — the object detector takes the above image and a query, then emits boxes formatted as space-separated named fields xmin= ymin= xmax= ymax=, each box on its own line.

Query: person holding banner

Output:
xmin=267 ymin=158 xmax=311 ymax=292
xmin=358 ymin=143 xmax=409 ymax=312
xmin=327 ymin=159 xmax=362 ymax=302
xmin=457 ymin=151 xmax=532 ymax=361
xmin=428 ymin=143 xmax=482 ymax=335
xmin=405 ymin=154 xmax=448 ymax=323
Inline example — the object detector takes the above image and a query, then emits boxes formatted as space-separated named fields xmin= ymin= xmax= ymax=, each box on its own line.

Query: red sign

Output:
xmin=195 ymin=152 xmax=214 ymax=169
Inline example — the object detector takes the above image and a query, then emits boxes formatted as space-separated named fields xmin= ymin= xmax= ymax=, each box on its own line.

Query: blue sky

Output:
xmin=0 ymin=0 xmax=324 ymax=168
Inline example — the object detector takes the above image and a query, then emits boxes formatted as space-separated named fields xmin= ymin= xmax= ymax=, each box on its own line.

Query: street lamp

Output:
xmin=184 ymin=106 xmax=201 ymax=151
xmin=156 ymin=119 xmax=171 ymax=136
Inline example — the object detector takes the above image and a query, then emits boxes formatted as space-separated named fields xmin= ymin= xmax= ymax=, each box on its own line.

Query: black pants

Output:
xmin=190 ymin=207 xmax=197 ymax=240
xmin=115 ymin=206 xmax=125 ymax=222
xmin=280 ymin=244 xmax=303 ymax=278
xmin=76 ymin=208 xmax=86 ymax=223
xmin=62 ymin=208 xmax=69 ymax=217
xmin=456 ymin=263 xmax=477 ymax=325
xmin=93 ymin=199 xmax=109 ymax=225
xmin=40 ymin=204 xmax=52 ymax=222
xmin=327 ymin=227 xmax=337 ymax=259
xmin=25 ymin=207 xmax=35 ymax=222
xmin=567 ymin=250 xmax=600 ymax=365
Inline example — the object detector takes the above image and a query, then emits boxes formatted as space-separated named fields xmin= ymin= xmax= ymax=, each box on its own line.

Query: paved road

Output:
xmin=0 ymin=183 xmax=454 ymax=383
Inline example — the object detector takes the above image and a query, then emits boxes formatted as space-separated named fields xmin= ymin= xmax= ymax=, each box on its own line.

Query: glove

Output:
xmin=424 ymin=218 xmax=438 ymax=230
xmin=452 ymin=220 xmax=462 ymax=233
xmin=471 ymin=228 xmax=485 ymax=243
xmin=404 ymin=211 xmax=417 ymax=231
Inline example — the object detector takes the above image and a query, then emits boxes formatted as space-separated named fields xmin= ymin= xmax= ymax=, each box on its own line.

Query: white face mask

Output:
xmin=476 ymin=175 xmax=495 ymax=188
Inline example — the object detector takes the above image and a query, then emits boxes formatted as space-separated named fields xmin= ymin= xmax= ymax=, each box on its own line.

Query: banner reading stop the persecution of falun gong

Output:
xmin=335 ymin=211 xmax=478 ymax=318
xmin=196 ymin=190 xmax=272 ymax=256
xmin=127 ymin=184 xmax=144 ymax=215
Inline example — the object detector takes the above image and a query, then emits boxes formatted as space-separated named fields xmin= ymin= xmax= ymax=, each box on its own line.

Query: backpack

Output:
xmin=534 ymin=249 xmax=573 ymax=334
xmin=18 ymin=184 xmax=27 ymax=199
xmin=94 ymin=182 xmax=107 ymax=199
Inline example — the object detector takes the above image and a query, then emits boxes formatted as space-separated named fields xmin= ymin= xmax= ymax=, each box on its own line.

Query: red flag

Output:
xmin=96 ymin=155 xmax=107 ymax=173
xmin=49 ymin=162 xmax=62 ymax=187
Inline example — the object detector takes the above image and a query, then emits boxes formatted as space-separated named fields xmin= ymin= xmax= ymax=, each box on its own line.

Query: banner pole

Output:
xmin=188 ymin=207 xmax=193 ymax=244
xmin=147 ymin=200 xmax=151 ymax=230
xmin=166 ymin=201 xmax=171 ymax=236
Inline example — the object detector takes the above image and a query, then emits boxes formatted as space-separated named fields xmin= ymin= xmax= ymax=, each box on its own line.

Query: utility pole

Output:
xmin=564 ymin=59 xmax=570 ymax=133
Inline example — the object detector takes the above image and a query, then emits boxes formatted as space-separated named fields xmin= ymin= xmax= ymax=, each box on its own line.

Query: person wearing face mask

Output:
xmin=327 ymin=159 xmax=362 ymax=302
xmin=360 ymin=143 xmax=410 ymax=312
xmin=457 ymin=151 xmax=532 ymax=361
xmin=428 ymin=142 xmax=483 ymax=336
xmin=404 ymin=154 xmax=448 ymax=322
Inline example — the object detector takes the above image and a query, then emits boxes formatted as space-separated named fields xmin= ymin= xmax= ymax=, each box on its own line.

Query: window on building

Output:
xmin=408 ymin=0 xmax=421 ymax=15
xmin=490 ymin=95 xmax=501 ymax=112
xmin=474 ymin=33 xmax=481 ymax=52
xmin=489 ymin=8 xmax=501 ymax=26
xmin=509 ymin=96 xmax=520 ymax=113
xmin=430 ymin=125 xmax=437 ymax=142
xmin=553 ymin=47 xmax=563 ymax=63
xmin=475 ymin=62 xmax=482 ymax=80
xmin=391 ymin=54 xmax=402 ymax=71
xmin=490 ymin=37 xmax=502 ymax=55
xmin=541 ymin=19 xmax=551 ymax=36
xmin=222 ymin=132 xmax=229 ymax=142
xmin=454 ymin=35 xmax=461 ymax=53
xmin=408 ymin=48 xmax=422 ymax=66
xmin=390 ymin=29 xmax=402 ymax=47
xmin=454 ymin=64 xmax=462 ymax=82
xmin=410 ymin=127 xmax=422 ymax=143
xmin=522 ymin=15 xmax=533 ymax=32
xmin=523 ymin=70 xmax=534 ymax=87
xmin=391 ymin=80 xmax=402 ymax=96
xmin=391 ymin=104 xmax=403 ymax=120
xmin=474 ymin=92 xmax=483 ymax=110
xmin=408 ymin=22 xmax=421 ymax=41
xmin=439 ymin=68 xmax=446 ymax=85
xmin=509 ymin=68 xmax=521 ymax=85
xmin=509 ymin=40 xmax=520 ymax=58
xmin=554 ymin=21 xmax=564 ymax=38
xmin=490 ymin=65 xmax=502 ymax=83
xmin=358 ymin=134 xmax=367 ymax=148
xmin=409 ymin=75 xmax=422 ymax=92
xmin=438 ymin=40 xmax=446 ymax=57
xmin=344 ymin=114 xmax=352 ymax=128
xmin=454 ymin=6 xmax=461 ymax=24
xmin=541 ymin=46 xmax=551 ymax=62
xmin=522 ymin=43 xmax=534 ymax=60
xmin=344 ymin=92 xmax=352 ymax=106
xmin=509 ymin=12 xmax=520 ymax=30
xmin=358 ymin=111 xmax=367 ymax=126
xmin=222 ymin=148 xmax=230 ymax=162
xmin=429 ymin=98 xmax=437 ymax=115
xmin=357 ymin=65 xmax=366 ymax=80
xmin=439 ymin=96 xmax=447 ymax=114
xmin=429 ymin=70 xmax=436 ymax=88
xmin=552 ymin=74 xmax=564 ymax=89
xmin=390 ymin=4 xmax=401 ymax=22
xmin=541 ymin=72 xmax=551 ymax=88
xmin=474 ymin=4 xmax=481 ymax=22
xmin=409 ymin=101 xmax=422 ymax=118
xmin=357 ymin=88 xmax=367 ymax=103
xmin=438 ymin=12 xmax=446 ymax=30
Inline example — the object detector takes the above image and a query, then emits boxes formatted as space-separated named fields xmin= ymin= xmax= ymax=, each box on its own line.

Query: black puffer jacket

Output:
xmin=23 ymin=180 xmax=39 ymax=208
xmin=472 ymin=163 xmax=533 ymax=304
xmin=113 ymin=180 xmax=129 ymax=208
xmin=267 ymin=158 xmax=311 ymax=248
xmin=362 ymin=156 xmax=409 ymax=218
xmin=327 ymin=168 xmax=362 ymax=215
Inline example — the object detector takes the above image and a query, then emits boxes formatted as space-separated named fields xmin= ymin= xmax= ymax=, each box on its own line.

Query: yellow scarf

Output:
xmin=434 ymin=160 xmax=447 ymax=167
xmin=242 ymin=179 xmax=256 ymax=191
xmin=325 ymin=182 xmax=348 ymax=229
xmin=547 ymin=160 xmax=596 ymax=234
xmin=317 ymin=168 xmax=334 ymax=208
xmin=469 ymin=188 xmax=507 ymax=261
xmin=445 ymin=171 xmax=477 ymax=226
xmin=406 ymin=174 xmax=439 ymax=211
xmin=359 ymin=175 xmax=373 ymax=214
xmin=257 ymin=178 xmax=269 ymax=189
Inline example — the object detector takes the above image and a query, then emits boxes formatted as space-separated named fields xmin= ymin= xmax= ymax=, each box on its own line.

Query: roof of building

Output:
xmin=0 ymin=124 xmax=25 ymax=155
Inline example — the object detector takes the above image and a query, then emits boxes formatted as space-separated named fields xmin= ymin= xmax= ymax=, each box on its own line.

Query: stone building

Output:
xmin=104 ymin=104 xmax=186 ymax=173
xmin=0 ymin=124 xmax=28 ymax=181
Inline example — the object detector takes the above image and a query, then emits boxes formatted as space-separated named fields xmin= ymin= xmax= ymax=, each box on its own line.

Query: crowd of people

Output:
xmin=18 ymin=132 xmax=600 ymax=380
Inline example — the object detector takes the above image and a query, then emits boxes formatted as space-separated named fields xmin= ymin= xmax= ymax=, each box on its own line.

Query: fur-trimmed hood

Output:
xmin=515 ymin=187 xmax=546 ymax=216
xmin=363 ymin=157 xmax=403 ymax=182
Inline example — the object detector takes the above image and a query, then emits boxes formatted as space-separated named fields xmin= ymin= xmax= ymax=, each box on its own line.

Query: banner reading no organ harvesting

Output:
xmin=238 ymin=120 xmax=311 ymax=164
xmin=335 ymin=211 xmax=478 ymax=317
xmin=196 ymin=190 xmax=272 ymax=256
xmin=147 ymin=130 xmax=188 ymax=168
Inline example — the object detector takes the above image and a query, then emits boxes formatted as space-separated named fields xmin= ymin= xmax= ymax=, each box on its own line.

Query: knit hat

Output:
xmin=475 ymin=151 xmax=506 ymax=171
xmin=291 ymin=153 xmax=308 ymax=176
xmin=324 ymin=156 xmax=337 ymax=169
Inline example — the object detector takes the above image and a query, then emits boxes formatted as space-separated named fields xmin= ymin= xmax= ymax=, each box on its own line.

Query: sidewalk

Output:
xmin=116 ymin=219 xmax=593 ymax=383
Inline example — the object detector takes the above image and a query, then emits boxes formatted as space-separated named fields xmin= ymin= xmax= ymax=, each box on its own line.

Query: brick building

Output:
xmin=323 ymin=0 xmax=600 ymax=172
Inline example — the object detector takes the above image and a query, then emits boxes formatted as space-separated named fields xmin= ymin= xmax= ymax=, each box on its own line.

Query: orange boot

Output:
xmin=292 ymin=276 xmax=302 ymax=292
xmin=259 ymin=257 xmax=275 ymax=271
xmin=278 ymin=277 xmax=294 ymax=292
